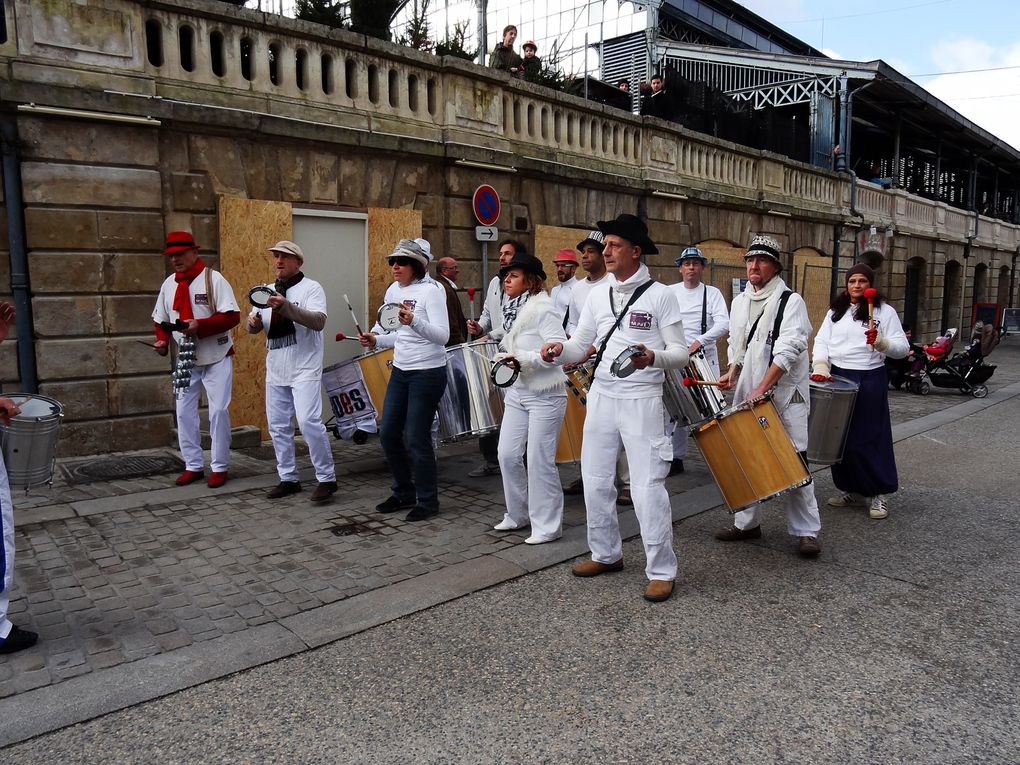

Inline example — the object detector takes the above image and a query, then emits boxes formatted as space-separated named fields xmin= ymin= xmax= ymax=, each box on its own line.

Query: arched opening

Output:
xmin=178 ymin=25 xmax=195 ymax=72
xmin=426 ymin=78 xmax=437 ymax=116
xmin=210 ymin=31 xmax=226 ymax=77
xmin=268 ymin=42 xmax=281 ymax=86
xmin=321 ymin=53 xmax=334 ymax=94
xmin=997 ymin=265 xmax=1011 ymax=313
xmin=345 ymin=59 xmax=357 ymax=98
xmin=904 ymin=256 xmax=926 ymax=334
xmin=388 ymin=69 xmax=399 ymax=108
xmin=240 ymin=36 xmax=254 ymax=81
xmin=368 ymin=64 xmax=380 ymax=104
xmin=973 ymin=262 xmax=988 ymax=305
xmin=295 ymin=48 xmax=308 ymax=91
xmin=145 ymin=19 xmax=163 ymax=67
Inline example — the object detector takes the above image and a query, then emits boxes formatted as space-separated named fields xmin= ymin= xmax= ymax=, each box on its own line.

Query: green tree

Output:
xmin=434 ymin=20 xmax=478 ymax=61
xmin=397 ymin=0 xmax=431 ymax=52
xmin=295 ymin=0 xmax=347 ymax=28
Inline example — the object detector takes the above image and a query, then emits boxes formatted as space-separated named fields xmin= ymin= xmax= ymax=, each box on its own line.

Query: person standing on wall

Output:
xmin=0 ymin=302 xmax=38 ymax=654
xmin=247 ymin=241 xmax=337 ymax=504
xmin=151 ymin=231 xmax=240 ymax=489
xmin=667 ymin=246 xmax=729 ymax=475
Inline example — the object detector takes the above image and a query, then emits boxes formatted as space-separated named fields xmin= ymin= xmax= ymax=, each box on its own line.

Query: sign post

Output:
xmin=472 ymin=185 xmax=501 ymax=294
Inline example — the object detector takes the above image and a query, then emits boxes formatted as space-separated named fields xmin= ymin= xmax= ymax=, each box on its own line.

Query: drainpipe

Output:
xmin=0 ymin=116 xmax=38 ymax=393
xmin=1010 ymin=247 xmax=1018 ymax=316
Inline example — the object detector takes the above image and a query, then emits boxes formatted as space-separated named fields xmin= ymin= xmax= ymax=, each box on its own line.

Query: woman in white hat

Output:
xmin=359 ymin=240 xmax=450 ymax=522
xmin=491 ymin=253 xmax=568 ymax=544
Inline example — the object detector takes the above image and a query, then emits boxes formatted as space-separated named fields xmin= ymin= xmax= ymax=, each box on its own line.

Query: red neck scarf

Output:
xmin=172 ymin=259 xmax=206 ymax=321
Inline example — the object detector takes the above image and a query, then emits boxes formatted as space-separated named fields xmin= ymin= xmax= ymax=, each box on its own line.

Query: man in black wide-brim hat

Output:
xmin=541 ymin=213 xmax=690 ymax=603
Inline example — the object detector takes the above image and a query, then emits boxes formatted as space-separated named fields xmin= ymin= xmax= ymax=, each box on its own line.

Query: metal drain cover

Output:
xmin=328 ymin=521 xmax=378 ymax=537
xmin=62 ymin=453 xmax=184 ymax=484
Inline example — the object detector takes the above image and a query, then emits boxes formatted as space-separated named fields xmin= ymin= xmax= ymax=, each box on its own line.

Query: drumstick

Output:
xmin=334 ymin=332 xmax=360 ymax=342
xmin=467 ymin=288 xmax=476 ymax=322
xmin=0 ymin=393 xmax=33 ymax=416
xmin=136 ymin=340 xmax=159 ymax=349
xmin=864 ymin=288 xmax=877 ymax=330
xmin=682 ymin=377 xmax=722 ymax=387
xmin=342 ymin=293 xmax=365 ymax=336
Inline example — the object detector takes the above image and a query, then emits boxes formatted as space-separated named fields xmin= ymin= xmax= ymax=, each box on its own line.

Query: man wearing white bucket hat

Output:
xmin=247 ymin=240 xmax=337 ymax=504
xmin=0 ymin=301 xmax=37 ymax=654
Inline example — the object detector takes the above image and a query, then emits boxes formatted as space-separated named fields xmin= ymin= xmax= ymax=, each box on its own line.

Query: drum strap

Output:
xmin=591 ymin=280 xmax=655 ymax=375
xmin=747 ymin=290 xmax=793 ymax=366
xmin=700 ymin=285 xmax=708 ymax=335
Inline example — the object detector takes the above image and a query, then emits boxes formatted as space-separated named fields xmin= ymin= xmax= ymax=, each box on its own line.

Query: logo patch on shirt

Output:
xmin=402 ymin=299 xmax=417 ymax=311
xmin=217 ymin=335 xmax=229 ymax=344
xmin=194 ymin=293 xmax=209 ymax=305
xmin=628 ymin=310 xmax=653 ymax=330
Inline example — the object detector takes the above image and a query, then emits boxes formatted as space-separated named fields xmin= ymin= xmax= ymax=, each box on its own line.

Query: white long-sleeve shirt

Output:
xmin=668 ymin=282 xmax=730 ymax=348
xmin=476 ymin=276 xmax=504 ymax=339
xmin=549 ymin=278 xmax=577 ymax=329
xmin=813 ymin=302 xmax=909 ymax=370
xmin=566 ymin=274 xmax=608 ymax=336
xmin=372 ymin=278 xmax=449 ymax=370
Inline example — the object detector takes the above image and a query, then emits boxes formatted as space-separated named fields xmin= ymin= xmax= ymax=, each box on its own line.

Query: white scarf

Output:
xmin=730 ymin=275 xmax=786 ymax=363
xmin=609 ymin=263 xmax=652 ymax=313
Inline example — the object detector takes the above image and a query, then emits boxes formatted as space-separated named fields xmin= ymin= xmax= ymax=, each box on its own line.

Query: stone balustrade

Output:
xmin=5 ymin=0 xmax=1015 ymax=249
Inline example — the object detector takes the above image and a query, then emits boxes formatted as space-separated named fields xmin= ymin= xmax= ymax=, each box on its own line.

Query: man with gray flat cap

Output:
xmin=247 ymin=240 xmax=337 ymax=503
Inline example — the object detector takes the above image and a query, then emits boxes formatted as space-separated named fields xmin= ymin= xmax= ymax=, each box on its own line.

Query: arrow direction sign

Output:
xmin=475 ymin=225 xmax=498 ymax=242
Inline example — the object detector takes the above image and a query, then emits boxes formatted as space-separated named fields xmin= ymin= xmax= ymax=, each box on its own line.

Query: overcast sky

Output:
xmin=740 ymin=0 xmax=1020 ymax=150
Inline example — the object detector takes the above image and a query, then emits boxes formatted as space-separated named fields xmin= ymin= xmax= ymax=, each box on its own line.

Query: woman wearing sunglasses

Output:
xmin=359 ymin=239 xmax=450 ymax=522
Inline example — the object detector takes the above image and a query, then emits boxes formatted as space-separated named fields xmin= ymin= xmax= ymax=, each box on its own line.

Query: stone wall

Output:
xmin=1 ymin=0 xmax=1018 ymax=455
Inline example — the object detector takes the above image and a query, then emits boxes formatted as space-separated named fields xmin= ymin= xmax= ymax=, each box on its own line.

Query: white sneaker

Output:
xmin=524 ymin=534 xmax=561 ymax=545
xmin=869 ymin=496 xmax=889 ymax=519
xmin=828 ymin=492 xmax=864 ymax=508
xmin=493 ymin=519 xmax=526 ymax=531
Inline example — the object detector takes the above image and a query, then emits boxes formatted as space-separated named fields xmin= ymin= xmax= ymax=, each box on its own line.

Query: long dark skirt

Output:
xmin=830 ymin=364 xmax=898 ymax=497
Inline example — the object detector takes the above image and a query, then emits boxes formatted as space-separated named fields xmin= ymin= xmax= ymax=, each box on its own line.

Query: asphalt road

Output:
xmin=5 ymin=391 xmax=1018 ymax=763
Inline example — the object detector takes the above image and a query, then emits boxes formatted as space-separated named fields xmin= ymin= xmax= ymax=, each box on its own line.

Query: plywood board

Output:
xmin=367 ymin=208 xmax=421 ymax=319
xmin=219 ymin=196 xmax=292 ymax=437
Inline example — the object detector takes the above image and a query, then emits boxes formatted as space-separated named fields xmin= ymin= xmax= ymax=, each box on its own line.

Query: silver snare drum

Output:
xmin=807 ymin=375 xmax=859 ymax=464
xmin=663 ymin=349 xmax=725 ymax=426
xmin=0 ymin=394 xmax=64 ymax=490
xmin=437 ymin=340 xmax=505 ymax=442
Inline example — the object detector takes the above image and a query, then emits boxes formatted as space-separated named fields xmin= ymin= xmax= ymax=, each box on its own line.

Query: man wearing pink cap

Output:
xmin=549 ymin=248 xmax=579 ymax=330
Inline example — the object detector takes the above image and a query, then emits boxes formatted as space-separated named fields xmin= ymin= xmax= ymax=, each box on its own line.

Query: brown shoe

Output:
xmin=715 ymin=524 xmax=762 ymax=542
xmin=643 ymin=580 xmax=675 ymax=602
xmin=616 ymin=488 xmax=633 ymax=506
xmin=310 ymin=481 xmax=338 ymax=503
xmin=267 ymin=481 xmax=301 ymax=499
xmin=562 ymin=477 xmax=583 ymax=495
xmin=798 ymin=536 xmax=822 ymax=557
xmin=572 ymin=558 xmax=624 ymax=578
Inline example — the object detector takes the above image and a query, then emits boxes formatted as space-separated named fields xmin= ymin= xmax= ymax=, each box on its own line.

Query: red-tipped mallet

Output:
xmin=467 ymin=287 xmax=476 ymax=322
xmin=864 ymin=287 xmax=877 ymax=329
xmin=335 ymin=332 xmax=358 ymax=342
xmin=683 ymin=377 xmax=722 ymax=387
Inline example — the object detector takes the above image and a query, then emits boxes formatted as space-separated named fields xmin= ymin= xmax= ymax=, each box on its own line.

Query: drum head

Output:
xmin=610 ymin=346 xmax=643 ymax=378
xmin=9 ymin=395 xmax=62 ymax=419
xmin=248 ymin=286 xmax=276 ymax=308
xmin=490 ymin=357 xmax=520 ymax=388
xmin=377 ymin=303 xmax=402 ymax=332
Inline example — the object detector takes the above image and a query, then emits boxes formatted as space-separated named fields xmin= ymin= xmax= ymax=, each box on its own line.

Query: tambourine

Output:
xmin=376 ymin=302 xmax=403 ymax=332
xmin=490 ymin=357 xmax=520 ymax=388
xmin=610 ymin=346 xmax=645 ymax=378
xmin=248 ymin=286 xmax=277 ymax=308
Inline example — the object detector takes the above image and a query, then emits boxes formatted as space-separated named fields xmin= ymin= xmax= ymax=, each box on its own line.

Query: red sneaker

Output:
xmin=207 ymin=471 xmax=228 ymax=489
xmin=175 ymin=469 xmax=205 ymax=486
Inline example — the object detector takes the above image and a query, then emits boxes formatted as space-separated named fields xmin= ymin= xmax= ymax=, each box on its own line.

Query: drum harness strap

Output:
xmin=700 ymin=284 xmax=708 ymax=334
xmin=590 ymin=280 xmax=656 ymax=375
xmin=746 ymin=289 xmax=807 ymax=409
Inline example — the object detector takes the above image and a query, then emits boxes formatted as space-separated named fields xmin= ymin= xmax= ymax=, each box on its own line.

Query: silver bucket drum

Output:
xmin=663 ymin=349 xmax=725 ymax=426
xmin=0 ymin=394 xmax=64 ymax=490
xmin=807 ymin=375 xmax=859 ymax=465
xmin=437 ymin=340 xmax=505 ymax=443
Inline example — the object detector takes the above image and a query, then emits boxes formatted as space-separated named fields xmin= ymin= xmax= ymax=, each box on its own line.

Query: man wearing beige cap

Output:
xmin=247 ymin=240 xmax=337 ymax=503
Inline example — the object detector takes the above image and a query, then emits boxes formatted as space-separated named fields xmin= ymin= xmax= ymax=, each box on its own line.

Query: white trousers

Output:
xmin=176 ymin=355 xmax=233 ymax=472
xmin=581 ymin=391 xmax=677 ymax=581
xmin=267 ymin=379 xmax=336 ymax=483
xmin=732 ymin=400 xmax=822 ymax=537
xmin=1 ymin=458 xmax=14 ymax=640
xmin=497 ymin=388 xmax=567 ymax=540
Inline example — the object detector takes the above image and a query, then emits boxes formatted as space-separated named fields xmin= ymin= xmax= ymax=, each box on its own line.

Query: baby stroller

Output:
xmin=910 ymin=325 xmax=997 ymax=398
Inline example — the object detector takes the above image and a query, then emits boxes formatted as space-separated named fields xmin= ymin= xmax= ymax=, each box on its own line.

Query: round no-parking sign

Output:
xmin=472 ymin=184 xmax=501 ymax=226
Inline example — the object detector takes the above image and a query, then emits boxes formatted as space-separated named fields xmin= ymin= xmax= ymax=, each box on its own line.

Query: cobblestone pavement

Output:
xmin=1 ymin=339 xmax=1017 ymax=719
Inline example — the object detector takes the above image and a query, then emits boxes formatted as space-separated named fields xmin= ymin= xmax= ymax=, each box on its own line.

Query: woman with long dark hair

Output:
xmin=811 ymin=264 xmax=909 ymax=519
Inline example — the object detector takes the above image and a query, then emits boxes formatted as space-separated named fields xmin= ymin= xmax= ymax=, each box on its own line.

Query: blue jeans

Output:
xmin=380 ymin=365 xmax=447 ymax=511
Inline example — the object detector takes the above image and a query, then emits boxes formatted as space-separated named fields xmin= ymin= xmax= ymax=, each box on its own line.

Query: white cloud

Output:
xmin=921 ymin=38 xmax=1020 ymax=151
